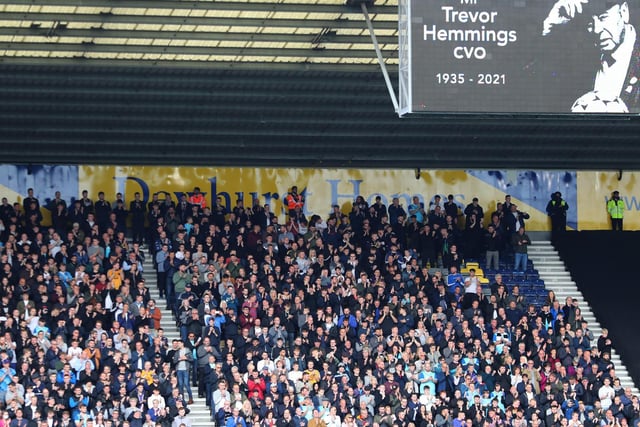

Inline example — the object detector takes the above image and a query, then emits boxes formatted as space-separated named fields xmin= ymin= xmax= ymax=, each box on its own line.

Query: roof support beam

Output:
xmin=0 ymin=27 xmax=398 ymax=45
xmin=0 ymin=41 xmax=398 ymax=59
xmin=1 ymin=0 xmax=397 ymax=16
xmin=0 ymin=12 xmax=399 ymax=30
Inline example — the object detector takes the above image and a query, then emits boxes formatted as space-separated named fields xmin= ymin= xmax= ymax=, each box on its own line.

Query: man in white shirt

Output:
xmin=211 ymin=381 xmax=231 ymax=413
xmin=543 ymin=0 xmax=640 ymax=112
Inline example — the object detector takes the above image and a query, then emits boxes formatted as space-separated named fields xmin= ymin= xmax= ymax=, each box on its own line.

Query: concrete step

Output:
xmin=530 ymin=239 xmax=639 ymax=394
xmin=537 ymin=267 xmax=568 ymax=273
xmin=531 ymin=260 xmax=565 ymax=266
xmin=529 ymin=260 xmax=560 ymax=265
xmin=141 ymin=259 xmax=211 ymax=427
xmin=529 ymin=251 xmax=559 ymax=257
xmin=539 ymin=271 xmax=572 ymax=276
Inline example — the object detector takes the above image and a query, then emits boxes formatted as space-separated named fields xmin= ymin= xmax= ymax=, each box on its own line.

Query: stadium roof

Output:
xmin=0 ymin=0 xmax=397 ymax=69
xmin=0 ymin=0 xmax=639 ymax=170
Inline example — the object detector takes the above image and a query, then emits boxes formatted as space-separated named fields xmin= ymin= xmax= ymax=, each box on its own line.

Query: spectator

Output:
xmin=172 ymin=341 xmax=194 ymax=405
xmin=503 ymin=205 xmax=524 ymax=244
xmin=171 ymin=409 xmax=191 ymax=427
xmin=212 ymin=381 xmax=231 ymax=413
xmin=0 ymin=186 xmax=631 ymax=427
xmin=408 ymin=196 xmax=426 ymax=225
xmin=225 ymin=407 xmax=246 ymax=427
xmin=484 ymin=224 xmax=501 ymax=271
xmin=512 ymin=227 xmax=531 ymax=272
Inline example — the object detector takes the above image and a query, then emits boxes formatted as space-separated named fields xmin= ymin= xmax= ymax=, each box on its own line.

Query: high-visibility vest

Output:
xmin=607 ymin=199 xmax=625 ymax=219
xmin=189 ymin=193 xmax=206 ymax=208
xmin=286 ymin=193 xmax=303 ymax=210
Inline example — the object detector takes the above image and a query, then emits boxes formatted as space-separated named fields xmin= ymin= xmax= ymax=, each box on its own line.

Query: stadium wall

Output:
xmin=0 ymin=165 xmax=637 ymax=231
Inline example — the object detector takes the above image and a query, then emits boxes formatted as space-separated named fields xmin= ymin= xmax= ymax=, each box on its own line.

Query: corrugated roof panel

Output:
xmin=0 ymin=0 xmax=399 ymax=69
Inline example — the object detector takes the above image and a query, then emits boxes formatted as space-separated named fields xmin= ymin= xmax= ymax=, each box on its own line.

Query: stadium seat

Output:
xmin=526 ymin=271 xmax=540 ymax=281
xmin=519 ymin=282 xmax=533 ymax=293
xmin=532 ymin=279 xmax=546 ymax=288
xmin=498 ymin=270 xmax=512 ymax=281
xmin=512 ymin=271 xmax=526 ymax=282
xmin=461 ymin=262 xmax=480 ymax=274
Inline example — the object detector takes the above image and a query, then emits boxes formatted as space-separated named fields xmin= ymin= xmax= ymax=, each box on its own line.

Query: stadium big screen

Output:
xmin=398 ymin=0 xmax=640 ymax=114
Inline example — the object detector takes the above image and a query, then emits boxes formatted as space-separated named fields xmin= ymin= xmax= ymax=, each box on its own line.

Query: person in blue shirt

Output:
xmin=408 ymin=196 xmax=425 ymax=224
xmin=69 ymin=386 xmax=90 ymax=419
xmin=57 ymin=263 xmax=73 ymax=289
xmin=225 ymin=407 xmax=247 ymax=427
xmin=447 ymin=266 xmax=464 ymax=292
xmin=337 ymin=307 xmax=358 ymax=329
xmin=56 ymin=364 xmax=77 ymax=385
xmin=0 ymin=359 xmax=15 ymax=403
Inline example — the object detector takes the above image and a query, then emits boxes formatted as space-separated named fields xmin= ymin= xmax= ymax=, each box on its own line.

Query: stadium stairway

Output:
xmin=529 ymin=240 xmax=639 ymax=394
xmin=141 ymin=255 xmax=212 ymax=426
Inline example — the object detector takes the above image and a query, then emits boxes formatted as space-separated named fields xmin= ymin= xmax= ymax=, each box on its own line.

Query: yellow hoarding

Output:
xmin=577 ymin=171 xmax=640 ymax=230
xmin=7 ymin=165 xmax=639 ymax=231
xmin=79 ymin=166 xmax=556 ymax=230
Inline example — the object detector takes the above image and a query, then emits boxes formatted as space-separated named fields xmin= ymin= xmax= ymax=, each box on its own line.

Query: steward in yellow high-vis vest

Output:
xmin=607 ymin=191 xmax=625 ymax=231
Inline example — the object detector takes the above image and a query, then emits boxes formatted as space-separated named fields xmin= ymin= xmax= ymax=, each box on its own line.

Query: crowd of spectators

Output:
xmin=0 ymin=186 xmax=633 ymax=427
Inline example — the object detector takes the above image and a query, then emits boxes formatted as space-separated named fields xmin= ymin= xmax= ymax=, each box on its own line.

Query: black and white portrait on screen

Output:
xmin=542 ymin=0 xmax=640 ymax=112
